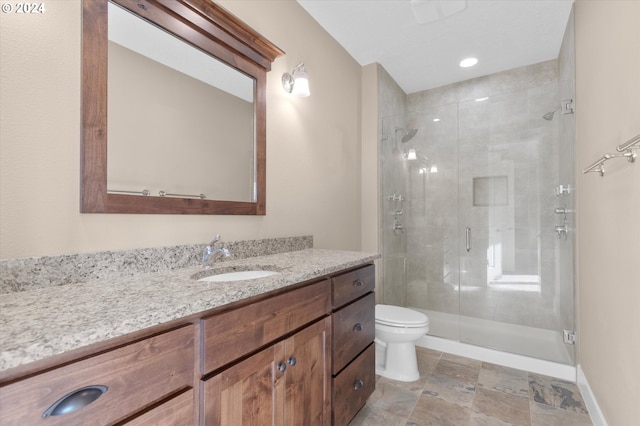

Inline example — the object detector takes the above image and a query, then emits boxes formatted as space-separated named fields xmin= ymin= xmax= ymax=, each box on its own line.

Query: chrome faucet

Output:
xmin=202 ymin=234 xmax=230 ymax=268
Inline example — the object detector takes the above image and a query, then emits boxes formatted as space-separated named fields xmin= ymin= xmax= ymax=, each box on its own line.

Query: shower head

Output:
xmin=543 ymin=106 xmax=561 ymax=121
xmin=396 ymin=127 xmax=419 ymax=143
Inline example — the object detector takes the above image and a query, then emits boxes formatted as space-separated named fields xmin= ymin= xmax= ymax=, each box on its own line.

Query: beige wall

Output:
xmin=0 ymin=0 xmax=363 ymax=258
xmin=361 ymin=64 xmax=379 ymax=254
xmin=575 ymin=1 xmax=640 ymax=424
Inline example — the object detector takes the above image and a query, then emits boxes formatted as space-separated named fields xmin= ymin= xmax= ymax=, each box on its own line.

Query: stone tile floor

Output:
xmin=350 ymin=347 xmax=592 ymax=426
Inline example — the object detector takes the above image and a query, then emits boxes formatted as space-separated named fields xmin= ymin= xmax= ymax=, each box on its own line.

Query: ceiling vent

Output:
xmin=410 ymin=0 xmax=467 ymax=24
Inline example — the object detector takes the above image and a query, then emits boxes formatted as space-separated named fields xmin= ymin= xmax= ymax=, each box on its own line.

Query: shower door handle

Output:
xmin=466 ymin=227 xmax=471 ymax=252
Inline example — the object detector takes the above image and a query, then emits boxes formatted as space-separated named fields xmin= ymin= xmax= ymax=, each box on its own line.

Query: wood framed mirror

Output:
xmin=81 ymin=0 xmax=283 ymax=214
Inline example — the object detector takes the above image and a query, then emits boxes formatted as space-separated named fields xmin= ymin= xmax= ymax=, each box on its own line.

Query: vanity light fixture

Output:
xmin=282 ymin=63 xmax=310 ymax=97
xmin=459 ymin=57 xmax=478 ymax=68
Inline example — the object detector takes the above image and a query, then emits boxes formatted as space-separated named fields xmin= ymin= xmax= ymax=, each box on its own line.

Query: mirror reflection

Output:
xmin=107 ymin=2 xmax=256 ymax=202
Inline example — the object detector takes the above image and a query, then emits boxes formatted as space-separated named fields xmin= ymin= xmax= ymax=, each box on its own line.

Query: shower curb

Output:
xmin=417 ymin=335 xmax=576 ymax=382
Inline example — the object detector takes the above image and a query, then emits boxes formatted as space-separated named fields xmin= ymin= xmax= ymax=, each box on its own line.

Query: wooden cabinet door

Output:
xmin=204 ymin=318 xmax=330 ymax=426
xmin=203 ymin=342 xmax=285 ymax=425
xmin=284 ymin=317 xmax=331 ymax=426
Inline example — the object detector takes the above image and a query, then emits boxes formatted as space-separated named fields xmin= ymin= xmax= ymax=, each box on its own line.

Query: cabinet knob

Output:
xmin=352 ymin=323 xmax=363 ymax=332
xmin=353 ymin=279 xmax=363 ymax=287
xmin=277 ymin=362 xmax=287 ymax=372
xmin=353 ymin=379 xmax=365 ymax=390
xmin=287 ymin=356 xmax=297 ymax=366
xmin=42 ymin=385 xmax=108 ymax=418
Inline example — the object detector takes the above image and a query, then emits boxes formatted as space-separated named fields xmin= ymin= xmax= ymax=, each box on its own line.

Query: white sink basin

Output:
xmin=198 ymin=270 xmax=279 ymax=282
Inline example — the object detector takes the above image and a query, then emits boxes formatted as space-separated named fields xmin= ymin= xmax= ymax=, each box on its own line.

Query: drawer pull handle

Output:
xmin=287 ymin=356 xmax=297 ymax=366
xmin=42 ymin=385 xmax=108 ymax=418
xmin=353 ymin=379 xmax=365 ymax=390
xmin=277 ymin=362 xmax=287 ymax=372
xmin=352 ymin=323 xmax=363 ymax=332
xmin=353 ymin=279 xmax=364 ymax=287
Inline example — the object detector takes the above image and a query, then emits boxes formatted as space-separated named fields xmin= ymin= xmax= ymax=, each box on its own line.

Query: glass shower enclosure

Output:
xmin=380 ymin=77 xmax=576 ymax=365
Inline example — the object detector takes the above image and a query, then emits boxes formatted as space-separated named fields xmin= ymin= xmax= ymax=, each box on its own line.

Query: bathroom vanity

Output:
xmin=0 ymin=248 xmax=378 ymax=425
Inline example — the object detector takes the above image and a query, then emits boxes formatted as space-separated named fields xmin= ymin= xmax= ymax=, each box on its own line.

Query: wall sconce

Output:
xmin=282 ymin=63 xmax=310 ymax=97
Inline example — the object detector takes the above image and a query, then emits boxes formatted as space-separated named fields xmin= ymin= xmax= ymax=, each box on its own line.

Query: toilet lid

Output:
xmin=376 ymin=305 xmax=429 ymax=327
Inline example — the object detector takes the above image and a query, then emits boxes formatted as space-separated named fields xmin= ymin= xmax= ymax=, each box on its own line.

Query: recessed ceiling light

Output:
xmin=433 ymin=118 xmax=440 ymax=122
xmin=475 ymin=97 xmax=489 ymax=102
xmin=459 ymin=57 xmax=478 ymax=68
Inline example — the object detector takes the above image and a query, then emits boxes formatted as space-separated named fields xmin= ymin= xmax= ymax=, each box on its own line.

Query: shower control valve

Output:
xmin=554 ymin=185 xmax=572 ymax=196
xmin=554 ymin=224 xmax=568 ymax=239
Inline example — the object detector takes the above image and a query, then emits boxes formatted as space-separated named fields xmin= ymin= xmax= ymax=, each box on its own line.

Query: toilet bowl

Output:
xmin=375 ymin=304 xmax=429 ymax=382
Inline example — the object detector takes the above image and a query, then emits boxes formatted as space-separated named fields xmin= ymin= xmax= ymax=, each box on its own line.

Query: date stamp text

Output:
xmin=2 ymin=3 xmax=46 ymax=14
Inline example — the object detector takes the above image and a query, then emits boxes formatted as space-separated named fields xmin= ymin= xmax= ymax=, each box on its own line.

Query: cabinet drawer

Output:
xmin=332 ymin=265 xmax=374 ymax=309
xmin=332 ymin=344 xmax=375 ymax=426
xmin=0 ymin=326 xmax=194 ymax=426
xmin=332 ymin=292 xmax=375 ymax=375
xmin=125 ymin=388 xmax=194 ymax=425
xmin=203 ymin=279 xmax=331 ymax=374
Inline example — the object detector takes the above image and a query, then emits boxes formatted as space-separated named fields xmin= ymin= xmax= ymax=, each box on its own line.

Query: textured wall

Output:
xmin=575 ymin=1 xmax=640 ymax=424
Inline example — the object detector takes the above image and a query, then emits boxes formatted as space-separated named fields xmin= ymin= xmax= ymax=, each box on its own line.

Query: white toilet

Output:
xmin=375 ymin=304 xmax=429 ymax=382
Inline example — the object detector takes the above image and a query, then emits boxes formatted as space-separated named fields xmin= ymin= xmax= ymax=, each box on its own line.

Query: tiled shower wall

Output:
xmin=378 ymin=65 xmax=410 ymax=307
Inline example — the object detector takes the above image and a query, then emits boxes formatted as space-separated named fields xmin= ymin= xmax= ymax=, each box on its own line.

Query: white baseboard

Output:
xmin=417 ymin=335 xmax=576 ymax=382
xmin=577 ymin=365 xmax=608 ymax=426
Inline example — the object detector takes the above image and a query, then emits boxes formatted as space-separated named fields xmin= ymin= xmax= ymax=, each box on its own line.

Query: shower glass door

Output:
xmin=380 ymin=80 xmax=575 ymax=365
xmin=381 ymin=104 xmax=461 ymax=342
xmin=456 ymin=84 xmax=574 ymax=364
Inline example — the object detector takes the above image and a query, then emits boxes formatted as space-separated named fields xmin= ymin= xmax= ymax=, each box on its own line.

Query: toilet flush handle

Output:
xmin=374 ymin=338 xmax=387 ymax=348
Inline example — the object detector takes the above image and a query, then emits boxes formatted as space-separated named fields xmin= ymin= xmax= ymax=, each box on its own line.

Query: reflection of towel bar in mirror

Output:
xmin=158 ymin=191 xmax=206 ymax=200
xmin=108 ymin=189 xmax=150 ymax=196
xmin=583 ymin=133 xmax=639 ymax=176
xmin=107 ymin=189 xmax=206 ymax=199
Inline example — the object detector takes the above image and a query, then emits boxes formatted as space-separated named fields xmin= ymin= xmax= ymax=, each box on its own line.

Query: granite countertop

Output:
xmin=0 ymin=248 xmax=379 ymax=374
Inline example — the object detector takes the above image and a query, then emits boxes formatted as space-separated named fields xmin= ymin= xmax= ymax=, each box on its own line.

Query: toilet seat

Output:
xmin=375 ymin=305 xmax=429 ymax=328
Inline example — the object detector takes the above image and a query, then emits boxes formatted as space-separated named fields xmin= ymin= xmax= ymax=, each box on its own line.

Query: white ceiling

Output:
xmin=297 ymin=0 xmax=574 ymax=94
